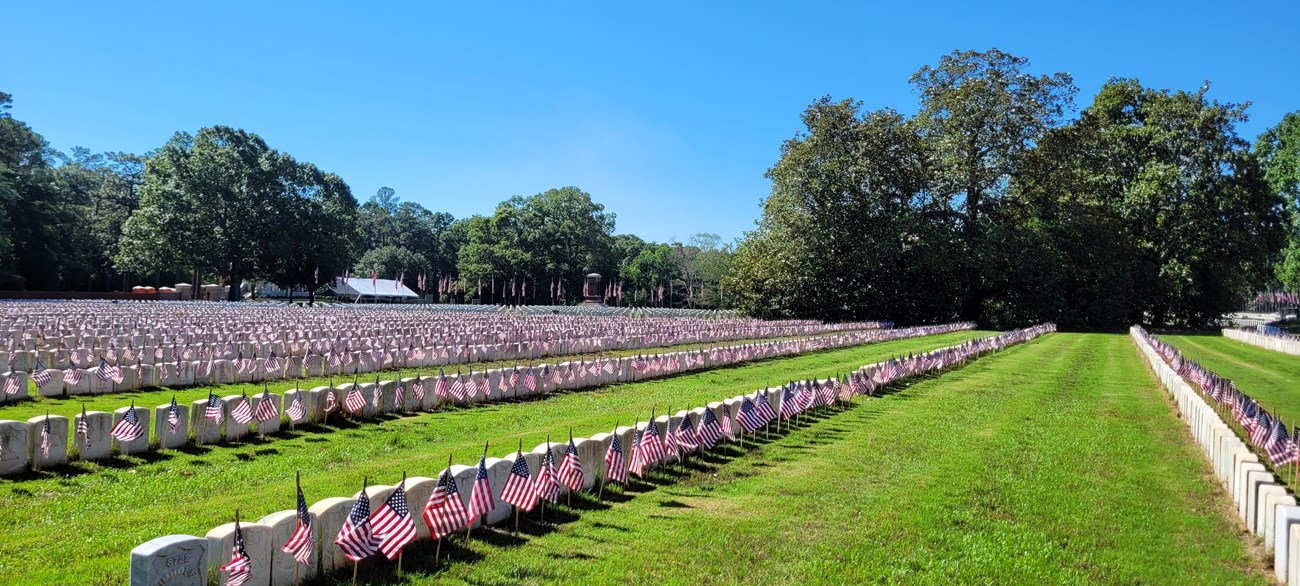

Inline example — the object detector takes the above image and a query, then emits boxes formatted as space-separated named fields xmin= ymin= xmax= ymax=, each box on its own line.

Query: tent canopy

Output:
xmin=333 ymin=277 xmax=419 ymax=298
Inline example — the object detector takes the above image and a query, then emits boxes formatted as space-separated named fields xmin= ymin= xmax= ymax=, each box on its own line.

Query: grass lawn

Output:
xmin=333 ymin=333 xmax=1269 ymax=585
xmin=0 ymin=327 xmax=929 ymax=423
xmin=1160 ymin=332 xmax=1300 ymax=430
xmin=0 ymin=330 xmax=988 ymax=585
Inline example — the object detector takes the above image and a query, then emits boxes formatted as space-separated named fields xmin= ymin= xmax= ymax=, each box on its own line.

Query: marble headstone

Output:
xmin=129 ymin=534 xmax=208 ymax=586
xmin=26 ymin=414 xmax=68 ymax=468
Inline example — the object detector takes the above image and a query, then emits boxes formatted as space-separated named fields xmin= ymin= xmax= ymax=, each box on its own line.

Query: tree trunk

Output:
xmin=227 ymin=260 xmax=243 ymax=301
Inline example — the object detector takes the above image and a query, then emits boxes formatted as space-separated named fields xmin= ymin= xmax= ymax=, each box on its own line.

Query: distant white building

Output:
xmin=331 ymin=277 xmax=420 ymax=302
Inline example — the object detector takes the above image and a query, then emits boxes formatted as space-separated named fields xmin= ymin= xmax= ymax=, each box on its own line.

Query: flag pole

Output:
xmin=352 ymin=476 xmax=366 ymax=586
xmin=514 ymin=438 xmax=522 ymax=532
xmin=599 ymin=420 xmax=616 ymax=500
xmin=294 ymin=471 xmax=301 ymax=586
xmin=541 ymin=434 xmax=550 ymax=523
xmin=397 ymin=471 xmax=406 ymax=578
xmin=436 ymin=452 xmax=451 ymax=566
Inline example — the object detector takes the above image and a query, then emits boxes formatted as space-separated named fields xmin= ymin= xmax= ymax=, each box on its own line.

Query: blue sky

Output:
xmin=6 ymin=1 xmax=1297 ymax=244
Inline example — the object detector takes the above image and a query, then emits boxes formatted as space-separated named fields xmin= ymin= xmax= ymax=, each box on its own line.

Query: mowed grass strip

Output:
xmin=0 ymin=330 xmax=989 ymax=585
xmin=1161 ymin=332 xmax=1300 ymax=428
xmin=0 ymin=327 xmax=903 ymax=422
xmin=360 ymin=333 xmax=1269 ymax=586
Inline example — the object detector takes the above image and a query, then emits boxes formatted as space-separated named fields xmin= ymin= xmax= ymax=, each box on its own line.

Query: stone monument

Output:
xmin=129 ymin=534 xmax=208 ymax=586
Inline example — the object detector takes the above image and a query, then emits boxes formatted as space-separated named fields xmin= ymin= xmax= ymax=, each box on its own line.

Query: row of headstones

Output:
xmin=0 ymin=338 xmax=794 ymax=476
xmin=128 ymin=390 xmax=788 ymax=586
xmin=126 ymin=322 xmax=1012 ymax=586
xmin=1132 ymin=327 xmax=1300 ymax=585
xmin=1223 ymin=328 xmax=1300 ymax=357
xmin=0 ymin=322 xmax=905 ymax=403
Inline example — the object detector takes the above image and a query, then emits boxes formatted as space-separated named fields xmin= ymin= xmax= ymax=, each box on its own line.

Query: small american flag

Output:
xmin=508 ymin=369 xmax=520 ymax=392
xmin=323 ymin=390 xmax=337 ymax=413
xmin=524 ymin=369 xmax=538 ymax=392
xmin=394 ymin=382 xmax=405 ymax=410
xmin=219 ymin=519 xmax=253 ymax=586
xmin=533 ymin=446 xmax=561 ymax=503
xmin=634 ymin=420 xmax=666 ymax=476
xmin=344 ymin=386 xmax=366 ymax=413
xmin=40 ymin=416 xmax=53 ymax=459
xmin=1 ymin=375 xmax=18 ymax=396
xmin=738 ymin=398 xmax=764 ymax=433
xmin=468 ymin=456 xmax=495 ymax=523
xmin=500 ymin=452 xmax=537 ymax=511
xmin=335 ymin=488 xmax=379 ymax=561
xmin=254 ymin=392 xmax=277 ymax=428
xmin=698 ymin=409 xmax=721 ymax=448
xmin=448 ymin=374 xmax=466 ymax=401
xmin=1266 ymin=418 xmax=1295 ymax=465
xmin=779 ymin=386 xmax=798 ymax=420
xmin=96 ymin=357 xmax=122 ymax=384
xmin=557 ymin=439 xmax=584 ymax=491
xmin=32 ymin=361 xmax=51 ymax=387
xmin=719 ymin=405 xmax=736 ymax=441
xmin=753 ymin=391 xmax=776 ymax=422
xmin=205 ymin=393 xmax=225 ymax=425
xmin=264 ymin=351 xmax=280 ymax=373
xmin=423 ymin=469 xmax=469 ymax=538
xmin=63 ymin=367 xmax=82 ymax=387
xmin=110 ymin=404 xmax=144 ymax=442
xmin=603 ymin=431 xmax=627 ymax=484
xmin=434 ymin=370 xmax=449 ymax=399
xmin=286 ymin=393 xmax=305 ymax=421
xmin=230 ymin=393 xmax=254 ymax=425
xmin=371 ymin=481 xmax=417 ymax=560
xmin=76 ymin=405 xmax=90 ymax=448
xmin=371 ymin=385 xmax=382 ymax=411
xmin=167 ymin=396 xmax=181 ymax=434
xmin=281 ymin=481 xmax=315 ymax=564
xmin=412 ymin=379 xmax=425 ymax=404
xmin=675 ymin=414 xmax=699 ymax=451
xmin=464 ymin=376 xmax=479 ymax=399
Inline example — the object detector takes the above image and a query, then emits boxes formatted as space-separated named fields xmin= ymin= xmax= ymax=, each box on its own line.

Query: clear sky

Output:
xmin=5 ymin=1 xmax=1297 ymax=244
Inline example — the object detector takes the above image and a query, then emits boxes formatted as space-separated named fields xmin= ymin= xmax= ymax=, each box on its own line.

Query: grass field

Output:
xmin=0 ymin=327 xmax=914 ymax=423
xmin=0 ymin=330 xmax=989 ymax=585
xmin=1161 ymin=332 xmax=1300 ymax=432
xmin=348 ymin=333 xmax=1268 ymax=585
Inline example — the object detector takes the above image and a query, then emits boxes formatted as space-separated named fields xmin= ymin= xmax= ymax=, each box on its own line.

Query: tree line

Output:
xmin=727 ymin=49 xmax=1299 ymax=329
xmin=0 ymin=95 xmax=731 ymax=305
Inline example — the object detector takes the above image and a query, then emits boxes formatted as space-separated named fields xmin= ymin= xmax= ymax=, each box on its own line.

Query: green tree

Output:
xmin=260 ymin=164 xmax=359 ymax=303
xmin=353 ymin=245 xmax=430 ymax=285
xmin=1257 ymin=113 xmax=1300 ymax=290
xmin=117 ymin=126 xmax=356 ymax=300
xmin=910 ymin=48 xmax=1076 ymax=320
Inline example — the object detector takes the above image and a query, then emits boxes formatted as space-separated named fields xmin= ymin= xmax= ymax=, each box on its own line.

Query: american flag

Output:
xmin=738 ymin=398 xmax=764 ymax=433
xmin=63 ymin=367 xmax=82 ymax=387
xmin=753 ymin=391 xmax=776 ymax=422
xmin=557 ymin=439 xmax=584 ymax=491
xmin=524 ymin=369 xmax=538 ymax=392
xmin=394 ymin=383 xmax=405 ymax=410
xmin=345 ymin=385 xmax=366 ymax=414
xmin=412 ymin=379 xmax=425 ymax=404
xmin=286 ymin=393 xmax=305 ymax=421
xmin=697 ymin=408 xmax=722 ymax=449
xmin=633 ymin=420 xmax=666 ymax=476
xmin=719 ymin=405 xmax=736 ymax=441
xmin=335 ymin=488 xmax=380 ymax=561
xmin=231 ymin=393 xmax=254 ymax=425
xmin=40 ymin=416 xmax=53 ymax=459
xmin=603 ymin=431 xmax=628 ymax=484
xmin=508 ymin=369 xmax=520 ymax=393
xmin=110 ymin=404 xmax=144 ymax=442
xmin=1266 ymin=418 xmax=1296 ymax=465
xmin=371 ymin=482 xmax=418 ymax=560
xmin=448 ymin=375 xmax=466 ymax=401
xmin=423 ymin=470 xmax=469 ymax=538
xmin=533 ymin=446 xmax=561 ymax=503
xmin=324 ymin=390 xmax=337 ymax=413
xmin=500 ymin=452 xmax=538 ymax=511
xmin=95 ymin=357 xmax=122 ymax=383
xmin=281 ymin=481 xmax=315 ymax=564
xmin=219 ymin=519 xmax=253 ymax=586
xmin=468 ymin=456 xmax=495 ymax=523
xmin=76 ymin=405 xmax=90 ymax=448
xmin=675 ymin=414 xmax=700 ymax=451
xmin=662 ymin=418 xmax=679 ymax=462
xmin=371 ymin=384 xmax=382 ymax=411
xmin=1 ymin=375 xmax=18 ymax=396
xmin=167 ymin=396 xmax=181 ymax=434
xmin=206 ymin=393 xmax=225 ymax=425
xmin=32 ymin=361 xmax=51 ymax=387
xmin=780 ymin=386 xmax=798 ymax=420
xmin=464 ymin=376 xmax=479 ymax=400
xmin=434 ymin=370 xmax=449 ymax=399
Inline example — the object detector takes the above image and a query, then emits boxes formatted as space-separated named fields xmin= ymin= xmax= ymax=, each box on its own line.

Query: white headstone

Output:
xmin=129 ymin=534 xmax=208 ymax=586
xmin=190 ymin=399 xmax=222 ymax=445
xmin=0 ymin=420 xmax=31 ymax=476
xmin=75 ymin=411 xmax=113 ymax=460
xmin=154 ymin=403 xmax=189 ymax=449
xmin=258 ymin=509 xmax=316 ymax=586
xmin=113 ymin=406 xmax=151 ymax=455
xmin=26 ymin=415 xmax=68 ymax=468
xmin=222 ymin=396 xmax=251 ymax=441
xmin=206 ymin=521 xmax=272 ymax=586
xmin=249 ymin=393 xmax=281 ymax=435
xmin=308 ymin=497 xmax=354 ymax=572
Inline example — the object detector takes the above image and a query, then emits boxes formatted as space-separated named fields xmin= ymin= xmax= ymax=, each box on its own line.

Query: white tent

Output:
xmin=333 ymin=277 xmax=419 ymax=301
